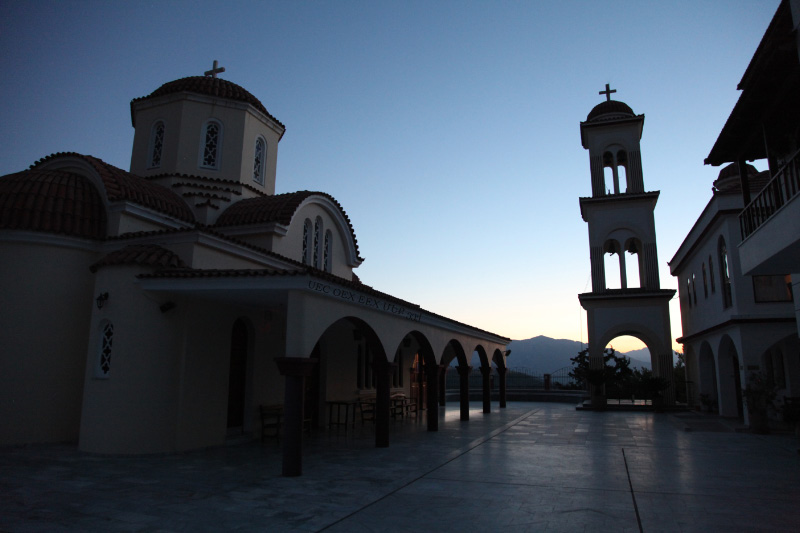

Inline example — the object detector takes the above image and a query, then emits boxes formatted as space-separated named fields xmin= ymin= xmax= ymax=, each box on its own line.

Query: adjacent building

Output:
xmin=670 ymin=0 xmax=800 ymax=423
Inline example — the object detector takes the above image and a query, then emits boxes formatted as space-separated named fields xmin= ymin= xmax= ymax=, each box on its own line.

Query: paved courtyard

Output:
xmin=2 ymin=402 xmax=799 ymax=532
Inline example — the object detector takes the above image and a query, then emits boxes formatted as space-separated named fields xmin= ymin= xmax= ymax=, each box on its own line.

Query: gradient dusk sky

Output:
xmin=0 ymin=1 xmax=778 ymax=352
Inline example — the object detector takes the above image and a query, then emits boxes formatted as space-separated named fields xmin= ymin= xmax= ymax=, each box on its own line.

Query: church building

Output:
xmin=0 ymin=65 xmax=510 ymax=472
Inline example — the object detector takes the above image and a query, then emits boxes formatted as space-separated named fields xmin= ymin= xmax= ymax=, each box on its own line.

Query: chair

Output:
xmin=260 ymin=404 xmax=283 ymax=442
xmin=358 ymin=396 xmax=376 ymax=423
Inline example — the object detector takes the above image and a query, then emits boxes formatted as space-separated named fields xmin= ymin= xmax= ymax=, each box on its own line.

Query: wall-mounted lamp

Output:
xmin=96 ymin=292 xmax=109 ymax=309
xmin=503 ymin=350 xmax=511 ymax=357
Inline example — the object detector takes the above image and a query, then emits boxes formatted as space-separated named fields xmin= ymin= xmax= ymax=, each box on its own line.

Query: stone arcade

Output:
xmin=0 ymin=67 xmax=510 ymax=475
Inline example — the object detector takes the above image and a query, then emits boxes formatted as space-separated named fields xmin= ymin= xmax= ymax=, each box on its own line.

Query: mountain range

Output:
xmin=505 ymin=335 xmax=652 ymax=374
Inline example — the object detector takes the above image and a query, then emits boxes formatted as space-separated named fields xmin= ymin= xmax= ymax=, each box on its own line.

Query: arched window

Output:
xmin=686 ymin=278 xmax=693 ymax=309
xmin=719 ymin=237 xmax=732 ymax=308
xmin=200 ymin=119 xmax=222 ymax=169
xmin=708 ymin=255 xmax=716 ymax=293
xmin=323 ymin=230 xmax=332 ymax=273
xmin=702 ymin=263 xmax=708 ymax=298
xmin=149 ymin=120 xmax=165 ymax=168
xmin=313 ymin=217 xmax=322 ymax=269
xmin=96 ymin=321 xmax=114 ymax=378
xmin=692 ymin=273 xmax=698 ymax=305
xmin=252 ymin=137 xmax=266 ymax=184
xmin=302 ymin=219 xmax=312 ymax=265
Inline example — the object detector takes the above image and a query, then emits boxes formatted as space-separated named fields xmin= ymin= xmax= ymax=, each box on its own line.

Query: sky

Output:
xmin=0 ymin=0 xmax=779 ymax=352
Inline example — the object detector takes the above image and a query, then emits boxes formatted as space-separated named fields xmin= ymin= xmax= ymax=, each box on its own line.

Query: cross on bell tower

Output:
xmin=204 ymin=60 xmax=225 ymax=78
xmin=577 ymin=89 xmax=677 ymax=407
xmin=599 ymin=83 xmax=616 ymax=101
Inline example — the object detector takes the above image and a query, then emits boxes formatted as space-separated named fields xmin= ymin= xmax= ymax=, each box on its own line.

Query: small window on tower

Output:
xmin=149 ymin=121 xmax=165 ymax=168
xmin=200 ymin=120 xmax=222 ymax=169
xmin=253 ymin=137 xmax=266 ymax=184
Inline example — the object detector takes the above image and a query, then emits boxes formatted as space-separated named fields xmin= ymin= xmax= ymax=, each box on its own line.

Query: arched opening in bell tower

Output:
xmin=624 ymin=237 xmax=642 ymax=289
xmin=603 ymin=240 xmax=622 ymax=289
xmin=602 ymin=148 xmax=628 ymax=194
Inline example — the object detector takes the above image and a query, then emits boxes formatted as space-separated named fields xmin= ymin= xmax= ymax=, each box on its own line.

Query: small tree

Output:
xmin=570 ymin=347 xmax=633 ymax=399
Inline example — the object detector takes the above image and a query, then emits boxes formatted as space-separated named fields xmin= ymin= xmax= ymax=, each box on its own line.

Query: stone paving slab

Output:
xmin=2 ymin=402 xmax=799 ymax=532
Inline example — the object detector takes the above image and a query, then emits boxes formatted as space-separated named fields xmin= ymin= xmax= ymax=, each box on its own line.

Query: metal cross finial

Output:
xmin=204 ymin=60 xmax=225 ymax=78
xmin=599 ymin=83 xmax=616 ymax=101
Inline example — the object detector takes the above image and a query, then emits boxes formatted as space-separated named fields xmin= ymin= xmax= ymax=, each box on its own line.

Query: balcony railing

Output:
xmin=740 ymin=149 xmax=800 ymax=239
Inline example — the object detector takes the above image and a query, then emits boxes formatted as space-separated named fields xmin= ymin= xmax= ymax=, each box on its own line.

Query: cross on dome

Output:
xmin=204 ymin=60 xmax=225 ymax=78
xmin=599 ymin=83 xmax=616 ymax=101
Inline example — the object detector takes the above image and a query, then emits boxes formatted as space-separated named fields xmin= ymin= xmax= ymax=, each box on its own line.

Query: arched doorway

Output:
xmin=698 ymin=342 xmax=718 ymax=412
xmin=718 ymin=335 xmax=743 ymax=418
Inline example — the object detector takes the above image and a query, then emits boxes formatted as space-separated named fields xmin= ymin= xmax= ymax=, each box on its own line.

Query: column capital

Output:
xmin=479 ymin=365 xmax=492 ymax=376
xmin=274 ymin=357 xmax=317 ymax=377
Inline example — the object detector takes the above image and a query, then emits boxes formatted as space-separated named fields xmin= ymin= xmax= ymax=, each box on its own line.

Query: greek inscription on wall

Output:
xmin=307 ymin=281 xmax=422 ymax=322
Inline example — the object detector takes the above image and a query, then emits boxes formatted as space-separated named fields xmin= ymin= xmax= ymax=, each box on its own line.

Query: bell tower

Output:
xmin=578 ymin=85 xmax=677 ymax=406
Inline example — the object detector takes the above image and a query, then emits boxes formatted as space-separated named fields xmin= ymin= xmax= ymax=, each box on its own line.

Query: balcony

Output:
xmin=739 ymin=148 xmax=800 ymax=239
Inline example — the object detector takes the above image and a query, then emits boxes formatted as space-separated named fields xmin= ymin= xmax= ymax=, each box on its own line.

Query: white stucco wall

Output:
xmin=0 ymin=239 xmax=98 ymax=445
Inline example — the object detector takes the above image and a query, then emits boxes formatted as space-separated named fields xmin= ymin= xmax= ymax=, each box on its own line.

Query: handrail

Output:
xmin=739 ymin=148 xmax=800 ymax=239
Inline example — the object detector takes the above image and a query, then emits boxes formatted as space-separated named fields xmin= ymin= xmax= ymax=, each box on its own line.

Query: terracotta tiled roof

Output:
xmin=0 ymin=168 xmax=107 ymax=239
xmin=130 ymin=76 xmax=284 ymax=130
xmin=586 ymin=100 xmax=636 ymax=122
xmin=31 ymin=153 xmax=195 ymax=223
xmin=214 ymin=191 xmax=362 ymax=259
xmin=105 ymin=227 xmax=310 ymax=270
xmin=172 ymin=182 xmax=242 ymax=196
xmin=90 ymin=244 xmax=188 ymax=272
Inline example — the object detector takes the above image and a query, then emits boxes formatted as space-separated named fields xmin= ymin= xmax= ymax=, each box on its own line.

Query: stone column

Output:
xmin=274 ymin=357 xmax=317 ymax=477
xmin=590 ymin=154 xmax=604 ymax=196
xmin=457 ymin=365 xmax=472 ymax=421
xmin=425 ymin=363 xmax=440 ymax=432
xmin=438 ymin=365 xmax=447 ymax=407
xmin=480 ymin=366 xmax=491 ymax=414
xmin=497 ymin=366 xmax=507 ymax=408
xmin=590 ymin=246 xmax=606 ymax=292
xmin=374 ymin=360 xmax=395 ymax=448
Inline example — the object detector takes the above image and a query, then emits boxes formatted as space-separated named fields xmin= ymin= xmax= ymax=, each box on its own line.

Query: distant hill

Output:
xmin=505 ymin=335 xmax=651 ymax=374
